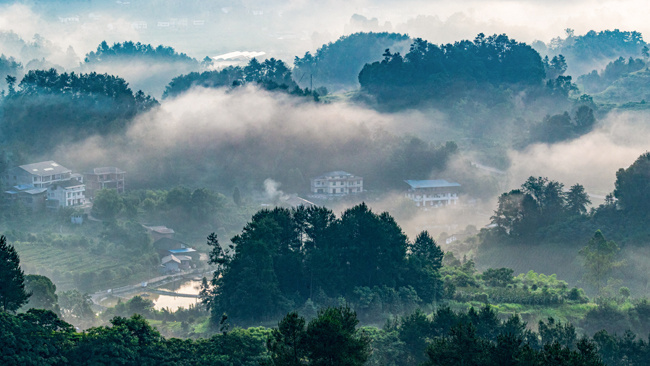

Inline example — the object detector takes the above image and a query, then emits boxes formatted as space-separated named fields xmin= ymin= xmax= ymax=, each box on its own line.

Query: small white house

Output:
xmin=405 ymin=180 xmax=460 ymax=208
xmin=310 ymin=171 xmax=363 ymax=195
xmin=47 ymin=179 xmax=86 ymax=208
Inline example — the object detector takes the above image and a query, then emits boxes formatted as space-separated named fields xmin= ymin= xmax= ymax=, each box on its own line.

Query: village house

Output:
xmin=143 ymin=225 xmax=175 ymax=241
xmin=160 ymin=255 xmax=181 ymax=273
xmin=47 ymin=178 xmax=86 ymax=208
xmin=310 ymin=171 xmax=363 ymax=195
xmin=83 ymin=167 xmax=125 ymax=199
xmin=5 ymin=161 xmax=73 ymax=188
xmin=405 ymin=179 xmax=460 ymax=208
xmin=4 ymin=184 xmax=48 ymax=211
xmin=4 ymin=161 xmax=87 ymax=210
xmin=153 ymin=237 xmax=188 ymax=257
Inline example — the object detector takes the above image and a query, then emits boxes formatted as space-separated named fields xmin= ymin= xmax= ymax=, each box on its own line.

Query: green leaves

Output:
xmin=0 ymin=235 xmax=29 ymax=313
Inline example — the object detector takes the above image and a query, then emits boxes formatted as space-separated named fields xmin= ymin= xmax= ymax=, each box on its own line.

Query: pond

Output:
xmin=98 ymin=279 xmax=203 ymax=311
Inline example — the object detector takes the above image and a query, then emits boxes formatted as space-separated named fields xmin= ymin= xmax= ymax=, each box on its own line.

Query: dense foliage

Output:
xmin=0 ymin=235 xmax=29 ymax=312
xmin=543 ymin=29 xmax=646 ymax=75
xmin=163 ymin=58 xmax=303 ymax=98
xmin=490 ymin=177 xmax=590 ymax=240
xmin=1 ymin=69 xmax=157 ymax=155
xmin=84 ymin=41 xmax=198 ymax=64
xmin=578 ymin=57 xmax=646 ymax=94
xmin=293 ymin=32 xmax=410 ymax=91
xmin=358 ymin=34 xmax=546 ymax=108
xmin=203 ymin=204 xmax=444 ymax=324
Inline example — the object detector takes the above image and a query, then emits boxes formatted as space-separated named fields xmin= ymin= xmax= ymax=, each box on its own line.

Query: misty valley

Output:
xmin=3 ymin=1 xmax=650 ymax=365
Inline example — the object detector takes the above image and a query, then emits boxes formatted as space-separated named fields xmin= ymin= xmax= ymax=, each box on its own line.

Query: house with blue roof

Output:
xmin=404 ymin=179 xmax=460 ymax=208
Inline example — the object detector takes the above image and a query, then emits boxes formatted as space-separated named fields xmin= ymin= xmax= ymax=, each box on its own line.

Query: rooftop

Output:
xmin=313 ymin=171 xmax=360 ymax=179
xmin=283 ymin=195 xmax=316 ymax=208
xmin=52 ymin=178 xmax=84 ymax=189
xmin=144 ymin=225 xmax=175 ymax=234
xmin=86 ymin=167 xmax=125 ymax=175
xmin=161 ymin=255 xmax=181 ymax=264
xmin=404 ymin=179 xmax=461 ymax=189
xmin=168 ymin=248 xmax=197 ymax=254
xmin=19 ymin=161 xmax=71 ymax=176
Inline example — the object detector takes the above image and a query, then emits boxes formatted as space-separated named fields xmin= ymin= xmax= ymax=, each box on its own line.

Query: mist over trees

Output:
xmin=293 ymin=32 xmax=410 ymax=91
xmin=358 ymin=34 xmax=546 ymax=109
xmin=0 ymin=69 xmax=157 ymax=155
xmin=537 ymin=29 xmax=647 ymax=76
xmin=202 ymin=204 xmax=444 ymax=325
xmin=163 ymin=57 xmax=303 ymax=99
xmin=84 ymin=41 xmax=198 ymax=65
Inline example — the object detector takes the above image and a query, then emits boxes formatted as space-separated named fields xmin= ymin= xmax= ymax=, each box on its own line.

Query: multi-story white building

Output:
xmin=5 ymin=161 xmax=73 ymax=188
xmin=310 ymin=171 xmax=363 ymax=195
xmin=405 ymin=180 xmax=460 ymax=208
xmin=46 ymin=178 xmax=86 ymax=208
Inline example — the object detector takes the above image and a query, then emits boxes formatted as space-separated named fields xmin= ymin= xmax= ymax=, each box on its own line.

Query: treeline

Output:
xmin=0 ymin=69 xmax=157 ymax=155
xmin=293 ymin=32 xmax=410 ymax=91
xmin=537 ymin=29 xmax=646 ymax=75
xmin=489 ymin=152 xmax=650 ymax=245
xmin=358 ymin=34 xmax=550 ymax=108
xmin=163 ymin=57 xmax=319 ymax=99
xmin=201 ymin=203 xmax=445 ymax=325
xmin=84 ymin=41 xmax=198 ymax=64
xmin=10 ymin=305 xmax=650 ymax=365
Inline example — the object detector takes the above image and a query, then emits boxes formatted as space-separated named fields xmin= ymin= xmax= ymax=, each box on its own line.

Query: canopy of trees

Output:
xmin=613 ymin=152 xmax=650 ymax=215
xmin=203 ymin=204 xmax=444 ymax=324
xmin=163 ymin=58 xmax=301 ymax=98
xmin=578 ymin=57 xmax=646 ymax=94
xmin=490 ymin=177 xmax=590 ymax=239
xmin=358 ymin=34 xmax=546 ymax=108
xmin=293 ymin=32 xmax=410 ymax=91
xmin=1 ymin=69 xmax=157 ymax=155
xmin=545 ymin=29 xmax=646 ymax=75
xmin=84 ymin=41 xmax=197 ymax=64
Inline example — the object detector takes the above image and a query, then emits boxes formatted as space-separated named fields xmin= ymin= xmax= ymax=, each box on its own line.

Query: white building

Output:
xmin=5 ymin=161 xmax=72 ymax=188
xmin=47 ymin=178 xmax=86 ymax=208
xmin=405 ymin=180 xmax=460 ymax=208
xmin=310 ymin=171 xmax=363 ymax=195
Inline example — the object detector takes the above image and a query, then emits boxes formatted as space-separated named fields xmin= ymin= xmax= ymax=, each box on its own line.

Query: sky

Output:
xmin=1 ymin=0 xmax=649 ymax=66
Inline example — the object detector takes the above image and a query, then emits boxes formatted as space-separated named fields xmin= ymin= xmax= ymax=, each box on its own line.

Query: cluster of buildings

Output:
xmin=3 ymin=160 xmax=125 ymax=211
xmin=309 ymin=171 xmax=460 ymax=208
xmin=147 ymin=226 xmax=200 ymax=274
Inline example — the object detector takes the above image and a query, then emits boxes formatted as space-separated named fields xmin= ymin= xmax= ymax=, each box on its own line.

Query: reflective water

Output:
xmin=99 ymin=280 xmax=202 ymax=311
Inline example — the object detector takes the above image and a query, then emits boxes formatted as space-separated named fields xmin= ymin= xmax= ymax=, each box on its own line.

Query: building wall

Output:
xmin=406 ymin=187 xmax=459 ymax=207
xmin=5 ymin=167 xmax=72 ymax=188
xmin=310 ymin=176 xmax=363 ymax=195
xmin=48 ymin=185 xmax=86 ymax=208
xmin=84 ymin=172 xmax=125 ymax=198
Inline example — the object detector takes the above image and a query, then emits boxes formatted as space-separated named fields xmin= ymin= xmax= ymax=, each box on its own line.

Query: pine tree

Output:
xmin=0 ymin=235 xmax=30 ymax=312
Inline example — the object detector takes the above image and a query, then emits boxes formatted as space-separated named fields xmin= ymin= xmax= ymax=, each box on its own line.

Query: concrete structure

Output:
xmin=5 ymin=161 xmax=72 ymax=188
xmin=4 ymin=184 xmax=48 ymax=211
xmin=153 ymin=237 xmax=188 ymax=257
xmin=143 ymin=225 xmax=175 ymax=241
xmin=405 ymin=180 xmax=460 ymax=208
xmin=161 ymin=255 xmax=181 ymax=273
xmin=84 ymin=167 xmax=125 ymax=199
xmin=168 ymin=248 xmax=199 ymax=261
xmin=310 ymin=171 xmax=363 ymax=195
xmin=46 ymin=178 xmax=86 ymax=208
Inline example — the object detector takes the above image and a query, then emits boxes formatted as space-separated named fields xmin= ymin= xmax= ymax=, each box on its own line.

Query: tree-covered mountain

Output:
xmin=1 ymin=69 xmax=157 ymax=155
xmin=293 ymin=32 xmax=410 ymax=91
xmin=163 ymin=58 xmax=301 ymax=99
xmin=536 ymin=29 xmax=647 ymax=76
xmin=358 ymin=34 xmax=547 ymax=109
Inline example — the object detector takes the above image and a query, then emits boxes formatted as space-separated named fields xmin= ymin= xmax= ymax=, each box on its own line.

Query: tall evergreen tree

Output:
xmin=0 ymin=235 xmax=30 ymax=313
